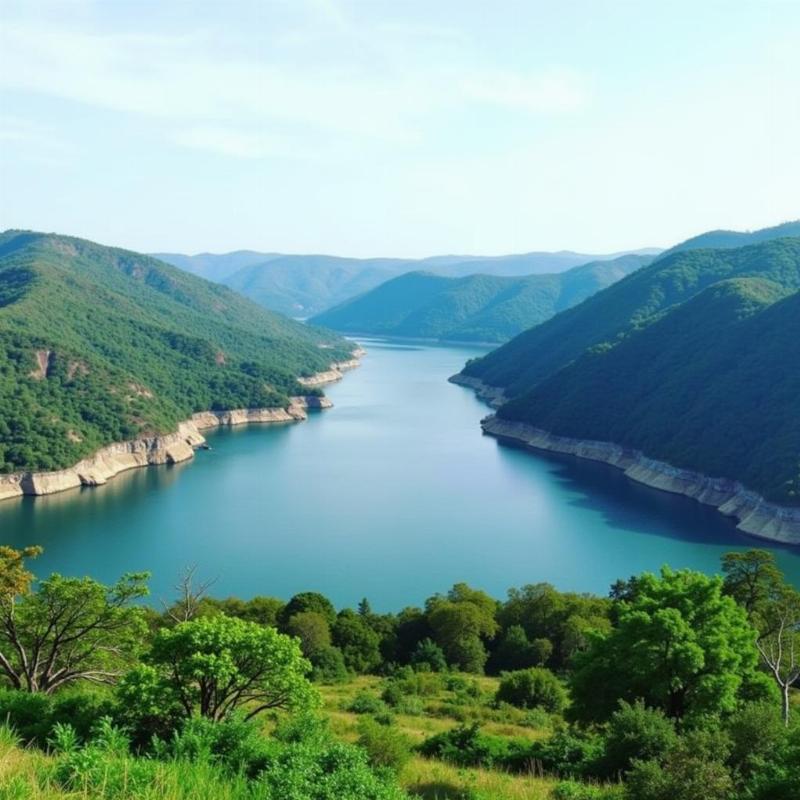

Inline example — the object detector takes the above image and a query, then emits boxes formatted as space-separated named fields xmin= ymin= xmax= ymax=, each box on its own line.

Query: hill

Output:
xmin=0 ymin=230 xmax=354 ymax=473
xmin=310 ymin=254 xmax=650 ymax=343
xmin=460 ymin=234 xmax=800 ymax=397
xmin=158 ymin=248 xmax=660 ymax=316
xmin=496 ymin=274 xmax=800 ymax=504
xmin=664 ymin=219 xmax=800 ymax=256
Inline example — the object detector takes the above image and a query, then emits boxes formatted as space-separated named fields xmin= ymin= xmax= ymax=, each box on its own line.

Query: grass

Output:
xmin=318 ymin=674 xmax=557 ymax=800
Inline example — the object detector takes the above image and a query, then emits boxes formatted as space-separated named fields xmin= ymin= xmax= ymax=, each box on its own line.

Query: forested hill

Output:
xmin=460 ymin=236 xmax=800 ymax=397
xmin=0 ymin=230 xmax=353 ymax=473
xmin=157 ymin=248 xmax=660 ymax=317
xmin=498 ymin=275 xmax=800 ymax=504
xmin=310 ymin=254 xmax=650 ymax=343
xmin=664 ymin=219 xmax=800 ymax=256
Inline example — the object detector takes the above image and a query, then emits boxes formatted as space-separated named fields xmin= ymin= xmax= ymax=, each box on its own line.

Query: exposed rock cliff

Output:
xmin=448 ymin=374 xmax=506 ymax=408
xmin=481 ymin=415 xmax=800 ymax=546
xmin=0 ymin=348 xmax=364 ymax=503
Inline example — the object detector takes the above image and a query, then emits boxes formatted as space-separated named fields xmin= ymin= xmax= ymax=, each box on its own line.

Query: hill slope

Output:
xmin=311 ymin=254 xmax=650 ymax=343
xmin=0 ymin=231 xmax=353 ymax=473
xmin=158 ymin=249 xmax=660 ymax=316
xmin=460 ymin=236 xmax=800 ymax=396
xmin=664 ymin=219 xmax=800 ymax=256
xmin=496 ymin=275 xmax=800 ymax=504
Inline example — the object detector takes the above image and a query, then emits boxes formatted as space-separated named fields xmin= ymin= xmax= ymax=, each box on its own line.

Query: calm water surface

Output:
xmin=2 ymin=338 xmax=799 ymax=609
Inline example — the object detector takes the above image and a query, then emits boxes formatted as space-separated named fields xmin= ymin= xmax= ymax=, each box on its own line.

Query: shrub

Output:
xmin=357 ymin=717 xmax=413 ymax=772
xmin=348 ymin=691 xmax=388 ymax=715
xmin=598 ymin=701 xmax=676 ymax=778
xmin=553 ymin=781 xmax=624 ymax=800
xmin=417 ymin=723 xmax=534 ymax=771
xmin=496 ymin=668 xmax=568 ymax=713
xmin=531 ymin=728 xmax=604 ymax=778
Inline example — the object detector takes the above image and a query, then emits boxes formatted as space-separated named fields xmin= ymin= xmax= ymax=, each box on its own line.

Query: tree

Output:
xmin=162 ymin=565 xmax=217 ymax=624
xmin=332 ymin=609 xmax=381 ymax=673
xmin=279 ymin=592 xmax=336 ymax=628
xmin=409 ymin=638 xmax=447 ymax=672
xmin=723 ymin=550 xmax=800 ymax=725
xmin=0 ymin=546 xmax=148 ymax=693
xmin=495 ymin=667 xmax=567 ymax=713
xmin=285 ymin=611 xmax=332 ymax=659
xmin=426 ymin=583 xmax=498 ymax=673
xmin=120 ymin=615 xmax=316 ymax=722
xmin=570 ymin=567 xmax=761 ymax=723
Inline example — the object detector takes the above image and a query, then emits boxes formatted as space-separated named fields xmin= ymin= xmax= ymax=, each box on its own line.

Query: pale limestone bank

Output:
xmin=0 ymin=349 xmax=365 ymax=504
xmin=298 ymin=351 xmax=365 ymax=387
xmin=481 ymin=415 xmax=800 ymax=546
xmin=448 ymin=374 xmax=506 ymax=408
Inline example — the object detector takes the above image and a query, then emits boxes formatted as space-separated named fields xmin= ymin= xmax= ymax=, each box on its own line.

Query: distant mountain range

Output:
xmin=153 ymin=248 xmax=661 ymax=317
xmin=310 ymin=254 xmax=651 ymax=343
xmin=458 ymin=221 xmax=800 ymax=505
xmin=0 ymin=231 xmax=352 ymax=473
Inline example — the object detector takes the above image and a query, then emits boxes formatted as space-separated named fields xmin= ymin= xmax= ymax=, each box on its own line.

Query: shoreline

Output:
xmin=481 ymin=415 xmax=800 ymax=547
xmin=0 ymin=350 xmax=364 ymax=503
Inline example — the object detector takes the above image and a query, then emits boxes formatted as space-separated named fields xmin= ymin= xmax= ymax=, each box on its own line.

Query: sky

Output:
xmin=0 ymin=0 xmax=798 ymax=258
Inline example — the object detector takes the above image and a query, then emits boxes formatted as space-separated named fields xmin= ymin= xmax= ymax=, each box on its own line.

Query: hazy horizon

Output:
xmin=1 ymin=0 xmax=798 ymax=257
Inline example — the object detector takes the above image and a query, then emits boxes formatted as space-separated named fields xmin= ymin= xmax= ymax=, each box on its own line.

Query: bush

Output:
xmin=531 ymin=728 xmax=604 ymax=778
xmin=598 ymin=701 xmax=676 ymax=778
xmin=357 ymin=717 xmax=413 ymax=772
xmin=496 ymin=668 xmax=568 ymax=713
xmin=417 ymin=723 xmax=534 ymax=771
xmin=348 ymin=691 xmax=388 ymax=715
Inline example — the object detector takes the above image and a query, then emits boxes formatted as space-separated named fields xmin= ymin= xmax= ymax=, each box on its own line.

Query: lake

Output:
xmin=2 ymin=338 xmax=799 ymax=610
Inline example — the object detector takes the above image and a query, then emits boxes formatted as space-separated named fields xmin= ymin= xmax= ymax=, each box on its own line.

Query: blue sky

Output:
xmin=1 ymin=0 xmax=798 ymax=257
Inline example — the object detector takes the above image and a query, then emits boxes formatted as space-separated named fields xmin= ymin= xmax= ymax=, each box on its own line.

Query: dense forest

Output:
xmin=0 ymin=231 xmax=354 ymax=473
xmin=0 ymin=546 xmax=798 ymax=799
xmin=456 ymin=235 xmax=800 ymax=504
xmin=310 ymin=255 xmax=649 ymax=343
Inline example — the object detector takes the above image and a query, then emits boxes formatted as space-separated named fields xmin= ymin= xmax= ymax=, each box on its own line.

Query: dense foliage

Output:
xmin=0 ymin=547 xmax=798 ymax=799
xmin=0 ymin=231 xmax=353 ymax=472
xmin=311 ymin=255 xmax=649 ymax=343
xmin=460 ymin=234 xmax=800 ymax=504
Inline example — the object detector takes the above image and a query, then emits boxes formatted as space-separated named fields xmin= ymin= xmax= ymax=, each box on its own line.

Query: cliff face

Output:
xmin=448 ymin=374 xmax=506 ymax=408
xmin=481 ymin=416 xmax=800 ymax=546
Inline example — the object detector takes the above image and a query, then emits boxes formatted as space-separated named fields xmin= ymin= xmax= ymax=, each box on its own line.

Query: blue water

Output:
xmin=1 ymin=338 xmax=798 ymax=610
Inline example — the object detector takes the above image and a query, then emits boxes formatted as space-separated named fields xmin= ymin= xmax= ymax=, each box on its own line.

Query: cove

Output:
xmin=1 ymin=337 xmax=799 ymax=610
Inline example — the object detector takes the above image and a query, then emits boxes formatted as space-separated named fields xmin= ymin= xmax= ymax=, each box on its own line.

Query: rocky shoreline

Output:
xmin=481 ymin=415 xmax=800 ymax=546
xmin=0 ymin=351 xmax=362 ymax=503
xmin=447 ymin=373 xmax=507 ymax=408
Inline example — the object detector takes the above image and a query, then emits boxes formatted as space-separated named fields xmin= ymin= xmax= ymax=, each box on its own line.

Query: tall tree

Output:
xmin=0 ymin=546 xmax=148 ymax=693
xmin=570 ymin=567 xmax=762 ymax=723
xmin=723 ymin=550 xmax=800 ymax=726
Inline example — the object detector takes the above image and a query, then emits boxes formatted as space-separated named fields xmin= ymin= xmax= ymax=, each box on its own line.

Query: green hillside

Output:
xmin=498 ymin=276 xmax=800 ymax=504
xmin=461 ymin=236 xmax=800 ymax=396
xmin=664 ymin=219 xmax=800 ymax=256
xmin=224 ymin=255 xmax=406 ymax=316
xmin=0 ymin=231 xmax=353 ymax=473
xmin=157 ymin=249 xmax=659 ymax=317
xmin=311 ymin=255 xmax=649 ymax=343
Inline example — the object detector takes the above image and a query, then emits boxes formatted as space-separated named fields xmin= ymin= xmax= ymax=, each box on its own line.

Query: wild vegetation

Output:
xmin=0 ymin=545 xmax=798 ymax=799
xmin=310 ymin=255 xmax=649 ymax=343
xmin=460 ymin=234 xmax=800 ymax=504
xmin=0 ymin=231 xmax=353 ymax=473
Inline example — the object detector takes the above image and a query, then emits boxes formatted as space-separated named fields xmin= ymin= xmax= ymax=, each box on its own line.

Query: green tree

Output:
xmin=0 ymin=547 xmax=148 ymax=693
xmin=722 ymin=550 xmax=800 ymax=725
xmin=426 ymin=583 xmax=498 ymax=673
xmin=570 ymin=567 xmax=760 ymax=723
xmin=285 ymin=611 xmax=332 ymax=660
xmin=279 ymin=592 xmax=336 ymax=628
xmin=119 ymin=615 xmax=316 ymax=721
xmin=331 ymin=609 xmax=381 ymax=673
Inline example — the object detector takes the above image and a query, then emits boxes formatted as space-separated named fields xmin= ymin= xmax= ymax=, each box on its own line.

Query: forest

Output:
xmin=0 ymin=546 xmax=797 ymax=800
